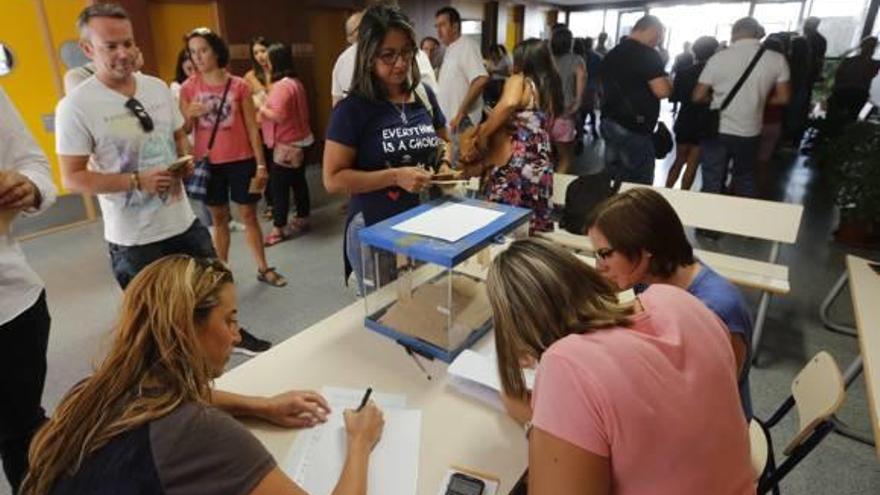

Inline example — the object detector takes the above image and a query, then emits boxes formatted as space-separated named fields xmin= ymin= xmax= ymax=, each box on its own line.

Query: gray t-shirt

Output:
xmin=50 ymin=402 xmax=275 ymax=494
xmin=555 ymin=53 xmax=585 ymax=110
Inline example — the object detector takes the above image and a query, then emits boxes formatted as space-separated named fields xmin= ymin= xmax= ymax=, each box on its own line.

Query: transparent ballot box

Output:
xmin=357 ymin=198 xmax=531 ymax=362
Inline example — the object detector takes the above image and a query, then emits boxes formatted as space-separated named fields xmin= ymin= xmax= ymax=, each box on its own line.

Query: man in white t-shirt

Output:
xmin=435 ymin=6 xmax=488 ymax=133
xmin=331 ymin=10 xmax=438 ymax=107
xmin=693 ymin=17 xmax=790 ymax=198
xmin=56 ymin=4 xmax=205 ymax=289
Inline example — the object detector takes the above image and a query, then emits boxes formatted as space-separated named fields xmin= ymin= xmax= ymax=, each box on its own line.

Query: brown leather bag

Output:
xmin=457 ymin=123 xmax=513 ymax=179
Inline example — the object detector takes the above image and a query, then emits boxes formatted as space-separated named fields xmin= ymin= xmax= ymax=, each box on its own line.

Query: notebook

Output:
xmin=282 ymin=387 xmax=421 ymax=495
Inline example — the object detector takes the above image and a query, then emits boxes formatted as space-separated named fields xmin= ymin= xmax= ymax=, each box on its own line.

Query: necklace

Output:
xmin=390 ymin=98 xmax=407 ymax=124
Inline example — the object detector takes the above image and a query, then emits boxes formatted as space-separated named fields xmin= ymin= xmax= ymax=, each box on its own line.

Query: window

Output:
xmin=648 ymin=2 xmax=750 ymax=69
xmin=753 ymin=2 xmax=803 ymax=35
xmin=807 ymin=0 xmax=871 ymax=56
xmin=568 ymin=10 xmax=604 ymax=39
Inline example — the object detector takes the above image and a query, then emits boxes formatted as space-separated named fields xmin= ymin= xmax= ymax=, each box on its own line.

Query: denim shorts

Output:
xmin=108 ymin=220 xmax=216 ymax=289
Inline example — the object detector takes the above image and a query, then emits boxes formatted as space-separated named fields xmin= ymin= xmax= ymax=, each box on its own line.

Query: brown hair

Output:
xmin=486 ymin=238 xmax=633 ymax=398
xmin=21 ymin=256 xmax=233 ymax=494
xmin=588 ymin=187 xmax=695 ymax=279
xmin=350 ymin=3 xmax=420 ymax=102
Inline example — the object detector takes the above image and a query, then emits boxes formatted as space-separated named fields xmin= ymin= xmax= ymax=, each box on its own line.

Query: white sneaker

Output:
xmin=229 ymin=220 xmax=246 ymax=232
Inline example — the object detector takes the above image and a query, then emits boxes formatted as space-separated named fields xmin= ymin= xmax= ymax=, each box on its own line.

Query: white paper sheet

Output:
xmin=391 ymin=203 xmax=504 ymax=242
xmin=282 ymin=387 xmax=420 ymax=495
xmin=447 ymin=350 xmax=536 ymax=411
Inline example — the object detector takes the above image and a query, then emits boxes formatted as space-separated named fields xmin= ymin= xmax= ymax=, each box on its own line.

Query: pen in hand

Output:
xmin=356 ymin=387 xmax=373 ymax=412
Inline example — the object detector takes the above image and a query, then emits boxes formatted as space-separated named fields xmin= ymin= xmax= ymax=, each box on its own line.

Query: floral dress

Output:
xmin=483 ymin=83 xmax=554 ymax=232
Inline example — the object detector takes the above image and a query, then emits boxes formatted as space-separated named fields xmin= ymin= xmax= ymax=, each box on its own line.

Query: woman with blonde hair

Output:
xmin=22 ymin=255 xmax=384 ymax=495
xmin=486 ymin=238 xmax=754 ymax=494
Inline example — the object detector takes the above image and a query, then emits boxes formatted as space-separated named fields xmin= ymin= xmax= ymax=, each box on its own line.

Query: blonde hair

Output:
xmin=21 ymin=255 xmax=233 ymax=495
xmin=486 ymin=239 xmax=633 ymax=398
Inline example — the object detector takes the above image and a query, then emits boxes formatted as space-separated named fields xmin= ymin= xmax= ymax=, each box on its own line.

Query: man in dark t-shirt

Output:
xmin=599 ymin=15 xmax=671 ymax=185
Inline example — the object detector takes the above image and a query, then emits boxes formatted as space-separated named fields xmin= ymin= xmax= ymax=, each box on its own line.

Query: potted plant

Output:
xmin=819 ymin=120 xmax=880 ymax=247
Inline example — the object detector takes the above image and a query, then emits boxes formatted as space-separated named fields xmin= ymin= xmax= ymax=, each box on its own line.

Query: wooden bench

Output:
xmin=539 ymin=175 xmax=804 ymax=361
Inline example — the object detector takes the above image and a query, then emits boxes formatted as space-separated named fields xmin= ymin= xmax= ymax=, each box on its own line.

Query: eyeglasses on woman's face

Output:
xmin=376 ymin=48 xmax=414 ymax=66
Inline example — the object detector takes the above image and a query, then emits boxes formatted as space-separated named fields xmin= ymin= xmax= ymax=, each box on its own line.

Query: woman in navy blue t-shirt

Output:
xmin=323 ymin=4 xmax=452 ymax=291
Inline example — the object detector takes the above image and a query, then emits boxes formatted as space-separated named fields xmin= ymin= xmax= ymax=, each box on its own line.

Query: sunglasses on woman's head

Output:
xmin=189 ymin=26 xmax=213 ymax=36
xmin=124 ymin=98 xmax=154 ymax=132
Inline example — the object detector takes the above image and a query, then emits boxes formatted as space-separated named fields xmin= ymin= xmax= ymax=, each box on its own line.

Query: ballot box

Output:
xmin=357 ymin=198 xmax=532 ymax=362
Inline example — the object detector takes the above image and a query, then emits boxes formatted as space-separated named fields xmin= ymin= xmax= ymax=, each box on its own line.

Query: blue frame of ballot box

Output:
xmin=358 ymin=198 xmax=532 ymax=362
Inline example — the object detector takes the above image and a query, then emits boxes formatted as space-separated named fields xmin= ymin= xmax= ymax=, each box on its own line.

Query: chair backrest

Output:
xmin=749 ymin=419 xmax=770 ymax=481
xmin=783 ymin=351 xmax=846 ymax=455
xmin=618 ymin=183 xmax=804 ymax=244
xmin=552 ymin=173 xmax=577 ymax=207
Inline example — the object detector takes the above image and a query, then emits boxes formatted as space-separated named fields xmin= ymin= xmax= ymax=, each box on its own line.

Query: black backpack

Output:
xmin=560 ymin=171 xmax=616 ymax=235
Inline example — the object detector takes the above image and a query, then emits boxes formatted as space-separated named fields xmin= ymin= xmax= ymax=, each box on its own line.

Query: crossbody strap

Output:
xmin=720 ymin=46 xmax=766 ymax=112
xmin=205 ymin=77 xmax=233 ymax=155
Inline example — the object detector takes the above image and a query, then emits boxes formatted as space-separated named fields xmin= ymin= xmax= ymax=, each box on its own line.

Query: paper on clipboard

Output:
xmin=392 ymin=203 xmax=504 ymax=242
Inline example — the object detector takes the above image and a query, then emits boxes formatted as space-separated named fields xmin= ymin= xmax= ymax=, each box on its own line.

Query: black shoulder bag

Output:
xmin=705 ymin=46 xmax=766 ymax=139
xmin=607 ymin=76 xmax=673 ymax=159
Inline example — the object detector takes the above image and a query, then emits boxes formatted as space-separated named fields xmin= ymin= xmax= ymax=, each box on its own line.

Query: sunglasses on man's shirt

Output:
xmin=124 ymin=97 xmax=154 ymax=133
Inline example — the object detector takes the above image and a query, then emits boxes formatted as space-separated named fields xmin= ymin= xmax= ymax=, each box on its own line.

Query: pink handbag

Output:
xmin=273 ymin=143 xmax=305 ymax=169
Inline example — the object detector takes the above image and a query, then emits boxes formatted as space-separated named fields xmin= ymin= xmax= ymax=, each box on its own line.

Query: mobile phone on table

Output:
xmin=167 ymin=155 xmax=193 ymax=174
xmin=445 ymin=472 xmax=485 ymax=495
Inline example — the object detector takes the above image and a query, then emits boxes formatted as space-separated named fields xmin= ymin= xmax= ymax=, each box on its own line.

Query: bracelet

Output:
xmin=130 ymin=171 xmax=140 ymax=192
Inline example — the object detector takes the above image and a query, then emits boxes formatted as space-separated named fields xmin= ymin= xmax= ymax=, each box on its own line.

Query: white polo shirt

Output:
xmin=437 ymin=35 xmax=487 ymax=126
xmin=699 ymin=39 xmax=790 ymax=137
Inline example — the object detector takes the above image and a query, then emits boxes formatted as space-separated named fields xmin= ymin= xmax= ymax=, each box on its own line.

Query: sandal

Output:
xmin=264 ymin=230 xmax=288 ymax=247
xmin=257 ymin=267 xmax=287 ymax=287
xmin=288 ymin=218 xmax=311 ymax=235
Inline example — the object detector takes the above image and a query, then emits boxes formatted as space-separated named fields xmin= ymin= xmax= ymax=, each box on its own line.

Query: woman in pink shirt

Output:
xmin=487 ymin=238 xmax=755 ymax=495
xmin=258 ymin=43 xmax=313 ymax=246
xmin=180 ymin=28 xmax=286 ymax=288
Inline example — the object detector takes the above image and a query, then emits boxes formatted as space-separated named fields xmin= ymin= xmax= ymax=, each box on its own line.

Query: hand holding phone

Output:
xmin=167 ymin=155 xmax=193 ymax=175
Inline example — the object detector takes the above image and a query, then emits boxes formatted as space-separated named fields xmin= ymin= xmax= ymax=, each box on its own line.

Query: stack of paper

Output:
xmin=282 ymin=387 xmax=421 ymax=495
xmin=447 ymin=350 xmax=536 ymax=412
xmin=392 ymin=203 xmax=504 ymax=242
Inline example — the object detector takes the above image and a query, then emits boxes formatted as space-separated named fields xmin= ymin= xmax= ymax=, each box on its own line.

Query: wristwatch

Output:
xmin=130 ymin=171 xmax=141 ymax=191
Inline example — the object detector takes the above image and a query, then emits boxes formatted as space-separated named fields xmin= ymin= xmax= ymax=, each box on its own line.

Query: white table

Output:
xmin=845 ymin=255 xmax=880 ymax=461
xmin=215 ymin=264 xmax=528 ymax=493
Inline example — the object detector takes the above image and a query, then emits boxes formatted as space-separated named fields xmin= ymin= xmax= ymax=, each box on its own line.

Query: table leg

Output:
xmin=820 ymin=271 xmax=858 ymax=337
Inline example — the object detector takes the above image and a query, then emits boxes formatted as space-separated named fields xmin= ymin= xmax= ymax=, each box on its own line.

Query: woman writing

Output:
xmin=487 ymin=238 xmax=754 ymax=494
xmin=323 ymin=4 xmax=451 ymax=291
xmin=21 ymin=255 xmax=384 ymax=494
xmin=461 ymin=38 xmax=559 ymax=233
xmin=180 ymin=28 xmax=287 ymax=289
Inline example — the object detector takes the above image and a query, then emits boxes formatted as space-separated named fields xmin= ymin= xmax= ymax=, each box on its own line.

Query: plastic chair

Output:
xmin=750 ymin=351 xmax=848 ymax=494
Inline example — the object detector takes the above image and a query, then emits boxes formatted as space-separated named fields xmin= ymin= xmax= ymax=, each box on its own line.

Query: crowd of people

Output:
xmin=1 ymin=1 xmax=878 ymax=494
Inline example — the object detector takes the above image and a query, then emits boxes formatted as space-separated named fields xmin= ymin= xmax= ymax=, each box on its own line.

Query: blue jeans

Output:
xmin=345 ymin=213 xmax=397 ymax=296
xmin=700 ymin=134 xmax=760 ymax=197
xmin=108 ymin=220 xmax=216 ymax=289
xmin=600 ymin=118 xmax=655 ymax=185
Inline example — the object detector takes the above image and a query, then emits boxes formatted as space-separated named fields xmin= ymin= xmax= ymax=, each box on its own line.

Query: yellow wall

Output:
xmin=148 ymin=1 xmax=219 ymax=83
xmin=0 ymin=0 xmax=85 ymax=192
